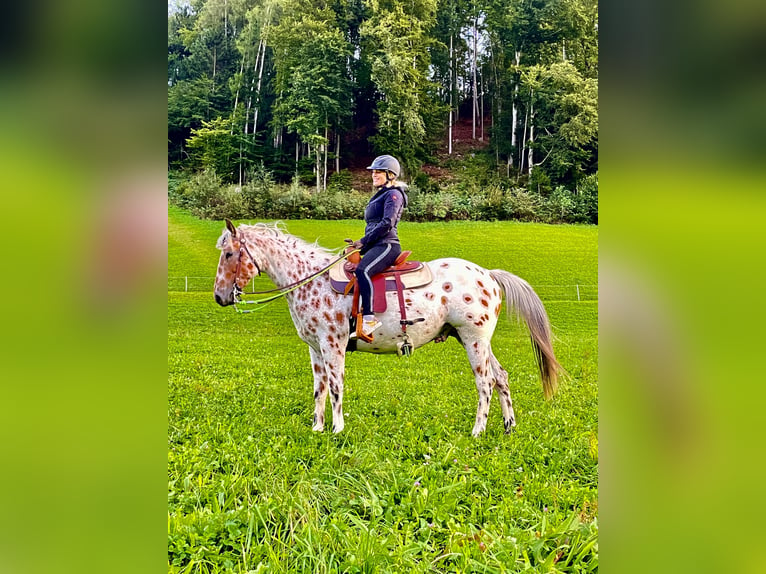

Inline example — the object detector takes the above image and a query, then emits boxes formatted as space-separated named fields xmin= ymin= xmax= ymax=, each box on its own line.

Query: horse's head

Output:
xmin=214 ymin=219 xmax=259 ymax=306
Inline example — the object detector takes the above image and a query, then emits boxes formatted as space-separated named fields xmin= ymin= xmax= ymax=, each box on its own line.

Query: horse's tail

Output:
xmin=489 ymin=270 xmax=562 ymax=400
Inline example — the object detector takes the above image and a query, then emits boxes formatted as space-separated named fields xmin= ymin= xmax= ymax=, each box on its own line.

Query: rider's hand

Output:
xmin=344 ymin=261 xmax=358 ymax=273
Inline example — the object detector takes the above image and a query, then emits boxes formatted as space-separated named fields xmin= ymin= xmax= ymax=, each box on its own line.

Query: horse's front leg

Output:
xmin=320 ymin=345 xmax=346 ymax=433
xmin=309 ymin=346 xmax=329 ymax=431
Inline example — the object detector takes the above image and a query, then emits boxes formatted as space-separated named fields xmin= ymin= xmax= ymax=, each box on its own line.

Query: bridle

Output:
xmin=227 ymin=236 xmax=360 ymax=314
xmin=231 ymin=239 xmax=261 ymax=297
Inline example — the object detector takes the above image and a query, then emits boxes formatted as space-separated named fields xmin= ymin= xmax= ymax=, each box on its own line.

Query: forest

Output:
xmin=168 ymin=0 xmax=598 ymax=223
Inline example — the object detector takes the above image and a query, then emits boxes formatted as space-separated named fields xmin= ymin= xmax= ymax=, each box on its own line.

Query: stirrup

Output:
xmin=351 ymin=314 xmax=377 ymax=343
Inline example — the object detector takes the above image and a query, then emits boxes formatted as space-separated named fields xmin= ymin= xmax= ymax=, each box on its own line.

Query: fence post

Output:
xmin=185 ymin=276 xmax=188 ymax=292
xmin=576 ymin=284 xmax=580 ymax=301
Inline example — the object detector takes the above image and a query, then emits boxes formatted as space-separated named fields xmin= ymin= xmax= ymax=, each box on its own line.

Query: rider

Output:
xmin=348 ymin=155 xmax=408 ymax=339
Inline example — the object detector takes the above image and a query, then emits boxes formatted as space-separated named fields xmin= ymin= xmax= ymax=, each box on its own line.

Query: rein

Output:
xmin=233 ymin=243 xmax=360 ymax=314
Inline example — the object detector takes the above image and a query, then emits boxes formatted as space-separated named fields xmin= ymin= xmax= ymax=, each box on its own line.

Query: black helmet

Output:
xmin=366 ymin=155 xmax=400 ymax=178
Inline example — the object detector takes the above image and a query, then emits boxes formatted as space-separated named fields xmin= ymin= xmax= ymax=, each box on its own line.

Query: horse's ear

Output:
xmin=225 ymin=218 xmax=237 ymax=237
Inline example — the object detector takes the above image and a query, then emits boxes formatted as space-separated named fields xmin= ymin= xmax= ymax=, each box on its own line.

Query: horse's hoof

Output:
xmin=312 ymin=425 xmax=324 ymax=432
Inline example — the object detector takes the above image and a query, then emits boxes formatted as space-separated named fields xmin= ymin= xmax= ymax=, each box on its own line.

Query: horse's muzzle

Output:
xmin=215 ymin=293 xmax=233 ymax=306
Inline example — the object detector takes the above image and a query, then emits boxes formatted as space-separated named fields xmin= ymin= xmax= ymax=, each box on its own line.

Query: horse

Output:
xmin=214 ymin=219 xmax=562 ymax=436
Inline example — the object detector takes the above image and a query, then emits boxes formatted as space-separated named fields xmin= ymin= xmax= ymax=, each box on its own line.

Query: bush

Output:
xmin=167 ymin=167 xmax=597 ymax=224
xmin=200 ymin=186 xmax=247 ymax=220
xmin=241 ymin=163 xmax=276 ymax=217
xmin=528 ymin=167 xmax=554 ymax=197
xmin=327 ymin=169 xmax=354 ymax=194
xmin=274 ymin=177 xmax=313 ymax=219
xmin=573 ymin=173 xmax=598 ymax=224
xmin=176 ymin=169 xmax=222 ymax=214
xmin=540 ymin=186 xmax=576 ymax=223
xmin=503 ymin=188 xmax=543 ymax=222
xmin=313 ymin=190 xmax=368 ymax=220
xmin=412 ymin=171 xmax=440 ymax=194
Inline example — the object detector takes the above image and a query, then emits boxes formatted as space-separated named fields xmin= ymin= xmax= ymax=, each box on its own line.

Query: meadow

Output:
xmin=168 ymin=206 xmax=598 ymax=573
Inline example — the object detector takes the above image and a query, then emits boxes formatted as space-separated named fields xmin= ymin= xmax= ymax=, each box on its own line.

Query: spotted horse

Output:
xmin=214 ymin=220 xmax=563 ymax=436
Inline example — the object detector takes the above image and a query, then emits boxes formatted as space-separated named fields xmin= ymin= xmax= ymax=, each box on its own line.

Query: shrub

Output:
xmin=313 ymin=190 xmax=368 ymax=220
xmin=178 ymin=169 xmax=222 ymax=215
xmin=241 ymin=163 xmax=276 ymax=217
xmin=540 ymin=186 xmax=576 ymax=223
xmin=573 ymin=173 xmax=598 ymax=224
xmin=200 ymin=186 xmax=247 ymax=220
xmin=327 ymin=169 xmax=354 ymax=194
xmin=274 ymin=177 xmax=313 ymax=219
xmin=503 ymin=188 xmax=542 ymax=222
xmin=412 ymin=171 xmax=440 ymax=194
xmin=168 ymin=167 xmax=598 ymax=224
xmin=528 ymin=167 xmax=554 ymax=197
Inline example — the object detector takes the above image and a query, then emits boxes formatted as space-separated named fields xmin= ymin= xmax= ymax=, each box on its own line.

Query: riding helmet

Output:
xmin=366 ymin=155 xmax=400 ymax=178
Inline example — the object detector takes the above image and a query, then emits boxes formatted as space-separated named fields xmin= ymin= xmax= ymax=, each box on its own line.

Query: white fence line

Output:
xmin=168 ymin=277 xmax=597 ymax=301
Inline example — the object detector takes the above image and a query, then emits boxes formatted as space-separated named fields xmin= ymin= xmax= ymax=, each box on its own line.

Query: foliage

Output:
xmin=168 ymin=211 xmax=598 ymax=573
xmin=170 ymin=165 xmax=598 ymax=224
xmin=361 ymin=0 xmax=443 ymax=173
xmin=168 ymin=0 xmax=598 ymax=214
xmin=185 ymin=117 xmax=239 ymax=181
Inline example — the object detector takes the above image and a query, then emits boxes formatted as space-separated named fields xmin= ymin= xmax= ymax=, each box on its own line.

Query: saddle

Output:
xmin=329 ymin=250 xmax=433 ymax=313
xmin=331 ymin=249 xmax=431 ymax=344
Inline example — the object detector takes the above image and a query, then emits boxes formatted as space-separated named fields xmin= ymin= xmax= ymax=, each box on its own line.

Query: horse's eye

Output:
xmin=225 ymin=252 xmax=233 ymax=259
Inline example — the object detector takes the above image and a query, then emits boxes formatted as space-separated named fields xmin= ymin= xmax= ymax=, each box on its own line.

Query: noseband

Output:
xmin=232 ymin=240 xmax=261 ymax=298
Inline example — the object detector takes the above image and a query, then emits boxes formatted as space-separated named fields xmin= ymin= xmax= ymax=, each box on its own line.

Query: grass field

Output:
xmin=168 ymin=206 xmax=598 ymax=573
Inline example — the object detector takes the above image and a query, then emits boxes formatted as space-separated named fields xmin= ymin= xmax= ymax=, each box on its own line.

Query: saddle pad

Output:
xmin=329 ymin=259 xmax=433 ymax=298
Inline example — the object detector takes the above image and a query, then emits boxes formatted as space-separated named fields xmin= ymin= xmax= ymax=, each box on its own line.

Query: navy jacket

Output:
xmin=360 ymin=184 xmax=408 ymax=254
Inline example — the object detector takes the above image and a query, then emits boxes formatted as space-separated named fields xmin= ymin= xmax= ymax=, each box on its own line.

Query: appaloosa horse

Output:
xmin=214 ymin=220 xmax=562 ymax=436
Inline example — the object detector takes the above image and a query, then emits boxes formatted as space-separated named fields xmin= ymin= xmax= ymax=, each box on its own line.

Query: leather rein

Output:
xmin=231 ymin=239 xmax=359 ymax=311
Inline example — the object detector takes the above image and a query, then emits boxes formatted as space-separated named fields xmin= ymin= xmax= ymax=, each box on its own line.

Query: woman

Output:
xmin=348 ymin=155 xmax=408 ymax=340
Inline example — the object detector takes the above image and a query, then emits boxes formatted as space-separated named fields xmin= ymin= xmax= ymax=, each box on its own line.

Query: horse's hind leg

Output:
xmin=489 ymin=353 xmax=516 ymax=433
xmin=461 ymin=336 xmax=495 ymax=436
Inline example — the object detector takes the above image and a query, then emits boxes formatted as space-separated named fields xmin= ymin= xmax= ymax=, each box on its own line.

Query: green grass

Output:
xmin=168 ymin=207 xmax=598 ymax=573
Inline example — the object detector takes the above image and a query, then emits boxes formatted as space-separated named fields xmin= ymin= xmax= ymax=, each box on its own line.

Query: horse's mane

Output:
xmin=216 ymin=221 xmax=335 ymax=256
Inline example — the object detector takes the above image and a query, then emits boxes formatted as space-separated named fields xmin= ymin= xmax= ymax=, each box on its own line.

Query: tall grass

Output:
xmin=168 ymin=208 xmax=598 ymax=572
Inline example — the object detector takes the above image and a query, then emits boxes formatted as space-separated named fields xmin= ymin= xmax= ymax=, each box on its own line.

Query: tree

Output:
xmin=271 ymin=0 xmax=352 ymax=191
xmin=361 ymin=0 xmax=442 ymax=175
xmin=185 ymin=117 xmax=239 ymax=180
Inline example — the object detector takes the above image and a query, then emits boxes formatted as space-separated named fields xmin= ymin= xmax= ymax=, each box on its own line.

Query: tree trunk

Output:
xmin=252 ymin=38 xmax=267 ymax=138
xmin=315 ymin=140 xmax=321 ymax=194
xmin=472 ymin=17 xmax=477 ymax=140
xmin=448 ymin=34 xmax=453 ymax=155
xmin=231 ymin=53 xmax=245 ymax=135
xmin=323 ymin=124 xmax=329 ymax=191
xmin=335 ymin=131 xmax=340 ymax=174
xmin=519 ymin=106 xmax=529 ymax=182
xmin=528 ymin=91 xmax=534 ymax=177
xmin=480 ymin=72 xmax=484 ymax=141
xmin=509 ymin=51 xmax=521 ymax=178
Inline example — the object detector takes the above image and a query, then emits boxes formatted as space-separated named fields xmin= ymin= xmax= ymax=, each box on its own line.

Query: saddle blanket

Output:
xmin=329 ymin=259 xmax=433 ymax=313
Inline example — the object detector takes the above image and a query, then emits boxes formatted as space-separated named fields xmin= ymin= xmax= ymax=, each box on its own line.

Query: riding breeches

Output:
xmin=354 ymin=243 xmax=402 ymax=316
